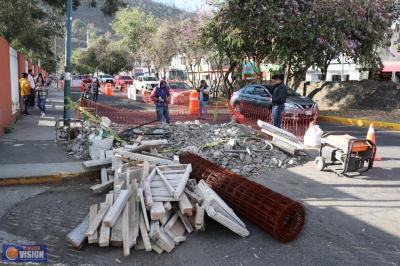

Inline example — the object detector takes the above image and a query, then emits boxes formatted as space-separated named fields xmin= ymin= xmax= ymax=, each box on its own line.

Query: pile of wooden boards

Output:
xmin=69 ymin=139 xmax=249 ymax=255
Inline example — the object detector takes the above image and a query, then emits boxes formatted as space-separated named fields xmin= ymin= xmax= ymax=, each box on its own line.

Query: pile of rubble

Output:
xmin=161 ymin=121 xmax=301 ymax=177
xmin=67 ymin=139 xmax=249 ymax=255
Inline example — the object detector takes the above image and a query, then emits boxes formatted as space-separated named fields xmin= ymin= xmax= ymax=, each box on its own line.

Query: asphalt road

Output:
xmin=0 ymin=123 xmax=398 ymax=265
xmin=0 ymin=92 xmax=399 ymax=265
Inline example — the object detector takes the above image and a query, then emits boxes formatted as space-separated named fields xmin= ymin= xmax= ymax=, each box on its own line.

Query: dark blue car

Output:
xmin=230 ymin=84 xmax=318 ymax=117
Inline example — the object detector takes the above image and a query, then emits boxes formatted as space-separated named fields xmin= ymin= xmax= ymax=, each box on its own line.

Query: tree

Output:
xmin=78 ymin=36 xmax=130 ymax=75
xmin=205 ymin=0 xmax=399 ymax=96
xmin=111 ymin=7 xmax=155 ymax=73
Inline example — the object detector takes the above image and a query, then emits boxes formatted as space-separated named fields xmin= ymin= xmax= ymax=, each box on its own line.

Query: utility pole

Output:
xmin=64 ymin=0 xmax=72 ymax=127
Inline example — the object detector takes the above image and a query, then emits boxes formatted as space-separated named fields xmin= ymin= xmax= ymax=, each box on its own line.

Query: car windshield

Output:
xmin=262 ymin=85 xmax=301 ymax=97
xmin=120 ymin=76 xmax=131 ymax=80
xmin=287 ymin=87 xmax=301 ymax=96
xmin=143 ymin=76 xmax=157 ymax=81
xmin=103 ymin=74 xmax=112 ymax=78
xmin=170 ymin=82 xmax=191 ymax=90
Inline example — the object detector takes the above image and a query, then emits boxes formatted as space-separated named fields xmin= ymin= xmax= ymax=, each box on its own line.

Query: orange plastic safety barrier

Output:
xmin=105 ymin=83 xmax=113 ymax=96
xmin=188 ymin=90 xmax=199 ymax=115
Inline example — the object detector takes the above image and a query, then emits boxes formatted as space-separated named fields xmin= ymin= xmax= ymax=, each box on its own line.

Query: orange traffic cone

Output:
xmin=366 ymin=123 xmax=382 ymax=161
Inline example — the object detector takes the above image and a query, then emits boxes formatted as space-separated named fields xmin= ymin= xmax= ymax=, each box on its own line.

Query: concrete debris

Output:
xmin=70 ymin=140 xmax=249 ymax=255
xmin=161 ymin=121 xmax=301 ymax=177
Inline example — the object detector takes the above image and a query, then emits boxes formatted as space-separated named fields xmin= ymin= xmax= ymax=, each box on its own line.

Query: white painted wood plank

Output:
xmin=99 ymin=193 xmax=114 ymax=247
xmin=122 ymin=202 xmax=130 ymax=256
xmin=103 ymin=190 xmax=131 ymax=227
xmin=138 ymin=188 xmax=150 ymax=231
xmin=173 ymin=164 xmax=192 ymax=199
xmin=139 ymin=211 xmax=152 ymax=251
xmin=114 ymin=150 xmax=174 ymax=165
xmin=178 ymin=193 xmax=193 ymax=216
xmin=67 ymin=214 xmax=89 ymax=248
xmin=177 ymin=210 xmax=193 ymax=234
xmin=88 ymin=204 xmax=99 ymax=244
xmin=150 ymin=202 xmax=166 ymax=221
xmin=83 ymin=158 xmax=112 ymax=168
xmin=156 ymin=167 xmax=175 ymax=196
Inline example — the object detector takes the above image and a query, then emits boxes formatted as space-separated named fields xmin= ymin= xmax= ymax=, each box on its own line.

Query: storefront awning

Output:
xmin=382 ymin=62 xmax=400 ymax=72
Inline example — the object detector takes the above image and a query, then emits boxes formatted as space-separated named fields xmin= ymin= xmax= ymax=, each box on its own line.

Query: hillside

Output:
xmin=74 ymin=0 xmax=187 ymax=34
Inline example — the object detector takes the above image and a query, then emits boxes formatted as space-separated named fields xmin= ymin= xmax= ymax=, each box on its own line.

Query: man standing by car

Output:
xmin=271 ymin=74 xmax=287 ymax=128
xmin=150 ymin=80 xmax=171 ymax=127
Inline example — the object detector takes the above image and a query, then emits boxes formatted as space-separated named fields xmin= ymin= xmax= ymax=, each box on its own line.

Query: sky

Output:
xmin=153 ymin=0 xmax=209 ymax=11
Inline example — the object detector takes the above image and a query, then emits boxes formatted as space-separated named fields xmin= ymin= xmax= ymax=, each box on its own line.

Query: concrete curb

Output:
xmin=0 ymin=170 xmax=99 ymax=186
xmin=318 ymin=115 xmax=400 ymax=131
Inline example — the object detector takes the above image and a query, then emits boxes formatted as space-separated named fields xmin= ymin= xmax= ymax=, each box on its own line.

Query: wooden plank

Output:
xmin=156 ymin=167 xmax=175 ymax=196
xmin=149 ymin=221 xmax=161 ymax=241
xmin=83 ymin=158 xmax=112 ymax=168
xmin=141 ymin=161 xmax=150 ymax=184
xmin=88 ymin=204 xmax=99 ymax=244
xmin=101 ymin=168 xmax=108 ymax=184
xmin=178 ymin=193 xmax=193 ymax=216
xmin=114 ymin=150 xmax=174 ymax=165
xmin=166 ymin=219 xmax=186 ymax=241
xmin=164 ymin=213 xmax=179 ymax=231
xmin=173 ymin=164 xmax=192 ymax=199
xmin=103 ymin=190 xmax=131 ymax=227
xmin=86 ymin=202 xmax=111 ymax=236
xmin=155 ymin=229 xmax=175 ymax=253
xmin=173 ymin=236 xmax=186 ymax=243
xmin=110 ymin=214 xmax=123 ymax=246
xmin=112 ymin=155 xmax=123 ymax=173
xmin=152 ymin=196 xmax=177 ymax=202
xmin=177 ymin=211 xmax=193 ymax=234
xmin=118 ymin=168 xmax=142 ymax=181
xmin=140 ymin=139 xmax=168 ymax=146
xmin=195 ymin=203 xmax=205 ymax=231
xmin=157 ymin=164 xmax=188 ymax=171
xmin=66 ymin=214 xmax=89 ymax=248
xmin=105 ymin=150 xmax=114 ymax=159
xmin=163 ymin=201 xmax=172 ymax=211
xmin=150 ymin=202 xmax=166 ymax=221
xmin=150 ymin=180 xmax=180 ymax=187
xmin=139 ymin=211 xmax=152 ymax=251
xmin=184 ymin=188 xmax=203 ymax=204
xmin=98 ymin=149 xmax=106 ymax=159
xmin=152 ymin=242 xmax=164 ymax=254
xmin=99 ymin=193 xmax=114 ymax=247
xmin=90 ymin=179 xmax=114 ymax=193
xmin=144 ymin=181 xmax=153 ymax=208
xmin=129 ymin=180 xmax=139 ymax=247
xmin=122 ymin=202 xmax=130 ymax=256
xmin=138 ymin=188 xmax=150 ymax=231
xmin=160 ymin=210 xmax=172 ymax=226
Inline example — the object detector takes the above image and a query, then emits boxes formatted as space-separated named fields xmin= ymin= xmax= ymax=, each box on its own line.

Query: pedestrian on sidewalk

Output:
xmin=197 ymin=80 xmax=210 ymax=119
xmin=28 ymin=69 xmax=36 ymax=107
xmin=150 ymin=80 xmax=171 ymax=127
xmin=36 ymin=74 xmax=48 ymax=117
xmin=92 ymin=78 xmax=100 ymax=102
xmin=19 ymin=73 xmax=31 ymax=115
xmin=271 ymin=74 xmax=287 ymax=128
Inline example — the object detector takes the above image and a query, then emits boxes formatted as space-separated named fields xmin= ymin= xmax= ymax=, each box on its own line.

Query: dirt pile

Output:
xmin=311 ymin=80 xmax=400 ymax=110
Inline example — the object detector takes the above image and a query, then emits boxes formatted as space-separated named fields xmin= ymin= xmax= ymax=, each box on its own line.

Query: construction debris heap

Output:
xmin=160 ymin=121 xmax=301 ymax=177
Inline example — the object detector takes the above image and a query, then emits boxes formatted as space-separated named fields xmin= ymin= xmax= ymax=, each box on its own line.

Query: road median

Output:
xmin=318 ymin=115 xmax=400 ymax=131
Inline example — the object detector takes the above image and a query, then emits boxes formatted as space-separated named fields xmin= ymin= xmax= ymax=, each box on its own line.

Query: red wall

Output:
xmin=0 ymin=38 xmax=12 ymax=137
xmin=18 ymin=53 xmax=26 ymax=113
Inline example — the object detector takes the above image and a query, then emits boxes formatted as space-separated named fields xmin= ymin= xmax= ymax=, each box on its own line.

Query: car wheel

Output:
xmin=315 ymin=156 xmax=326 ymax=171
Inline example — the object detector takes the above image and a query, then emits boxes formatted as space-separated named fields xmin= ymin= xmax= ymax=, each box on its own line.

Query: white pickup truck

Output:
xmin=134 ymin=76 xmax=159 ymax=93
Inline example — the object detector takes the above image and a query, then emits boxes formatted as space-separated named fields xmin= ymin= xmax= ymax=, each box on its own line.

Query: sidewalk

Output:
xmin=0 ymin=86 xmax=98 ymax=185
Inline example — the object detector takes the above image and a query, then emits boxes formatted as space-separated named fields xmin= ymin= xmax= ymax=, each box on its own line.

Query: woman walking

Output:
xmin=36 ymin=74 xmax=48 ymax=117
